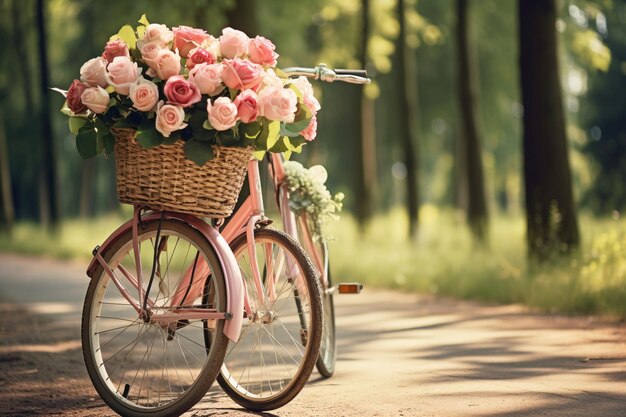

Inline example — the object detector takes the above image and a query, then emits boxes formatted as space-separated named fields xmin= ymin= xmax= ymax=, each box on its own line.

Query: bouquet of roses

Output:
xmin=56 ymin=15 xmax=320 ymax=165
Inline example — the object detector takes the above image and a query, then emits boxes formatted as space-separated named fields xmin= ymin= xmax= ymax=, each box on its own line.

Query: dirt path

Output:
xmin=1 ymin=253 xmax=626 ymax=416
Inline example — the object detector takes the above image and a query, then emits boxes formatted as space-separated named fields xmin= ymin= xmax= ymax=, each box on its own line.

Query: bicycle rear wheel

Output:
xmin=216 ymin=227 xmax=323 ymax=411
xmin=82 ymin=218 xmax=229 ymax=417
xmin=294 ymin=215 xmax=336 ymax=378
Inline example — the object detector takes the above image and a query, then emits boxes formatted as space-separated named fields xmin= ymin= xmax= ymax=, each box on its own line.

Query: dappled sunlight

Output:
xmin=327 ymin=290 xmax=626 ymax=416
xmin=0 ymin=340 xmax=81 ymax=354
xmin=27 ymin=302 xmax=76 ymax=315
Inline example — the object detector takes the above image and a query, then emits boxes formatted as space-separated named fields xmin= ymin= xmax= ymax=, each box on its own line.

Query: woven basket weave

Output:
xmin=112 ymin=128 xmax=252 ymax=218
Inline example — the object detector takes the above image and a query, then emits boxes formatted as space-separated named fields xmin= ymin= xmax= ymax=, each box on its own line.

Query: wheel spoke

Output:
xmin=83 ymin=222 xmax=228 ymax=414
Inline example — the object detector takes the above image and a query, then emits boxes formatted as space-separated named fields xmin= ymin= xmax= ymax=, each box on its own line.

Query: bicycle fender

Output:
xmin=86 ymin=212 xmax=244 ymax=343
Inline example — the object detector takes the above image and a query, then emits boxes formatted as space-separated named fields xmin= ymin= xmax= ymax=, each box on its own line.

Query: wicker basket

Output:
xmin=112 ymin=128 xmax=252 ymax=218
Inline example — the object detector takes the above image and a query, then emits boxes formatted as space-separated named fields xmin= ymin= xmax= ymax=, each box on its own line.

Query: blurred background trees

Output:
xmin=0 ymin=0 xmax=623 ymax=262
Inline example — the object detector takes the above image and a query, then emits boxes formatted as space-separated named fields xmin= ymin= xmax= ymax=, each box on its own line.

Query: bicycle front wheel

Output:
xmin=216 ymin=227 xmax=323 ymax=411
xmin=82 ymin=218 xmax=229 ymax=417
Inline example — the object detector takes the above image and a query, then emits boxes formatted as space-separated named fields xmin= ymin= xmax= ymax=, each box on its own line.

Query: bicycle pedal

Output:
xmin=337 ymin=282 xmax=363 ymax=294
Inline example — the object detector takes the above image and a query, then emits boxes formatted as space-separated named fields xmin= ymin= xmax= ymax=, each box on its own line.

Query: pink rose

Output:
xmin=219 ymin=27 xmax=249 ymax=59
xmin=221 ymin=58 xmax=264 ymax=91
xmin=155 ymin=101 xmax=187 ymax=137
xmin=248 ymin=36 xmax=278 ymax=67
xmin=105 ymin=56 xmax=141 ymax=95
xmin=66 ymin=80 xmax=88 ymax=114
xmin=189 ymin=63 xmax=224 ymax=96
xmin=151 ymin=49 xmax=181 ymax=80
xmin=301 ymin=115 xmax=317 ymax=141
xmin=233 ymin=89 xmax=259 ymax=123
xmin=164 ymin=75 xmax=201 ymax=108
xmin=202 ymin=35 xmax=221 ymax=58
xmin=143 ymin=23 xmax=174 ymax=47
xmin=185 ymin=47 xmax=216 ymax=70
xmin=80 ymin=57 xmax=108 ymax=88
xmin=81 ymin=86 xmax=110 ymax=114
xmin=292 ymin=76 xmax=321 ymax=115
xmin=259 ymin=69 xmax=284 ymax=89
xmin=102 ymin=39 xmax=130 ymax=63
xmin=207 ymin=97 xmax=238 ymax=131
xmin=140 ymin=41 xmax=164 ymax=66
xmin=258 ymin=86 xmax=297 ymax=123
xmin=173 ymin=25 xmax=209 ymax=58
xmin=129 ymin=77 xmax=159 ymax=112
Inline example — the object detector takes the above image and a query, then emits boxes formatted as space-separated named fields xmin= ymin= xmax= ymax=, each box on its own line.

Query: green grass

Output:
xmin=0 ymin=214 xmax=130 ymax=260
xmin=2 ymin=207 xmax=626 ymax=318
xmin=327 ymin=206 xmax=626 ymax=318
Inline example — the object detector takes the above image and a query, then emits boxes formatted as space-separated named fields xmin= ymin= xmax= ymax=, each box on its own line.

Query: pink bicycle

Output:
xmin=80 ymin=65 xmax=368 ymax=416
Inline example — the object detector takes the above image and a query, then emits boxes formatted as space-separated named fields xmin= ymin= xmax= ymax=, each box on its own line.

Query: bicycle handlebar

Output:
xmin=282 ymin=64 xmax=371 ymax=85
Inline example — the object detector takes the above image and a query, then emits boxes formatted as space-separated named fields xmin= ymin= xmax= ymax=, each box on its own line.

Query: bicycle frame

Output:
xmin=86 ymin=65 xmax=368 ymax=346
xmin=171 ymin=157 xmax=305 ymax=311
xmin=86 ymin=156 xmax=307 ymax=345
xmin=268 ymin=153 xmax=329 ymax=289
xmin=86 ymin=207 xmax=245 ymax=342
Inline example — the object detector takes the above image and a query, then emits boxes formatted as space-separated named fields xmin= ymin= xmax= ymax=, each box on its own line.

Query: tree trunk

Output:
xmin=519 ymin=0 xmax=580 ymax=260
xmin=354 ymin=0 xmax=377 ymax=227
xmin=79 ymin=160 xmax=95 ymax=218
xmin=225 ymin=0 xmax=258 ymax=34
xmin=455 ymin=0 xmax=489 ymax=242
xmin=0 ymin=115 xmax=15 ymax=235
xmin=36 ymin=0 xmax=59 ymax=231
xmin=396 ymin=0 xmax=420 ymax=239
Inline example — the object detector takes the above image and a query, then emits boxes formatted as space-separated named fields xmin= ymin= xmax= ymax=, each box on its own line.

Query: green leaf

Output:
xmin=112 ymin=117 xmax=137 ymax=129
xmin=268 ymin=136 xmax=290 ymax=153
xmin=287 ymin=83 xmax=303 ymax=100
xmin=95 ymin=122 xmax=113 ymax=155
xmin=136 ymin=128 xmax=162 ymax=148
xmin=242 ymin=121 xmax=262 ymax=139
xmin=184 ymin=140 xmax=214 ymax=165
xmin=274 ymin=68 xmax=288 ymax=79
xmin=217 ymin=129 xmax=239 ymax=146
xmin=293 ymin=101 xmax=313 ymax=123
xmin=138 ymin=14 xmax=150 ymax=26
xmin=111 ymin=25 xmax=136 ymax=49
xmin=256 ymin=120 xmax=280 ymax=151
xmin=60 ymin=101 xmax=73 ymax=116
xmin=203 ymin=120 xmax=215 ymax=130
xmin=253 ymin=150 xmax=266 ymax=160
xmin=76 ymin=127 xmax=98 ymax=159
xmin=190 ymin=111 xmax=211 ymax=141
xmin=288 ymin=117 xmax=312 ymax=132
xmin=102 ymin=132 xmax=115 ymax=156
xmin=50 ymin=87 xmax=68 ymax=97
xmin=161 ymin=135 xmax=179 ymax=145
xmin=69 ymin=117 xmax=88 ymax=135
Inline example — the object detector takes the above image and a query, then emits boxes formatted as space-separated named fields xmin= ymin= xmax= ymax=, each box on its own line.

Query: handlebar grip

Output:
xmin=334 ymin=69 xmax=368 ymax=77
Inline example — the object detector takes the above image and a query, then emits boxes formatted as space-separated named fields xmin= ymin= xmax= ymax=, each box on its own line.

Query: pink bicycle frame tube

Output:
xmin=87 ymin=210 xmax=244 ymax=342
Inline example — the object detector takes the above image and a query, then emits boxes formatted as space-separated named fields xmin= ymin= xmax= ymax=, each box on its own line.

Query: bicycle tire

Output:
xmin=214 ymin=227 xmax=323 ymax=411
xmin=315 ymin=262 xmax=336 ymax=378
xmin=82 ymin=218 xmax=229 ymax=417
xmin=294 ymin=215 xmax=337 ymax=378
